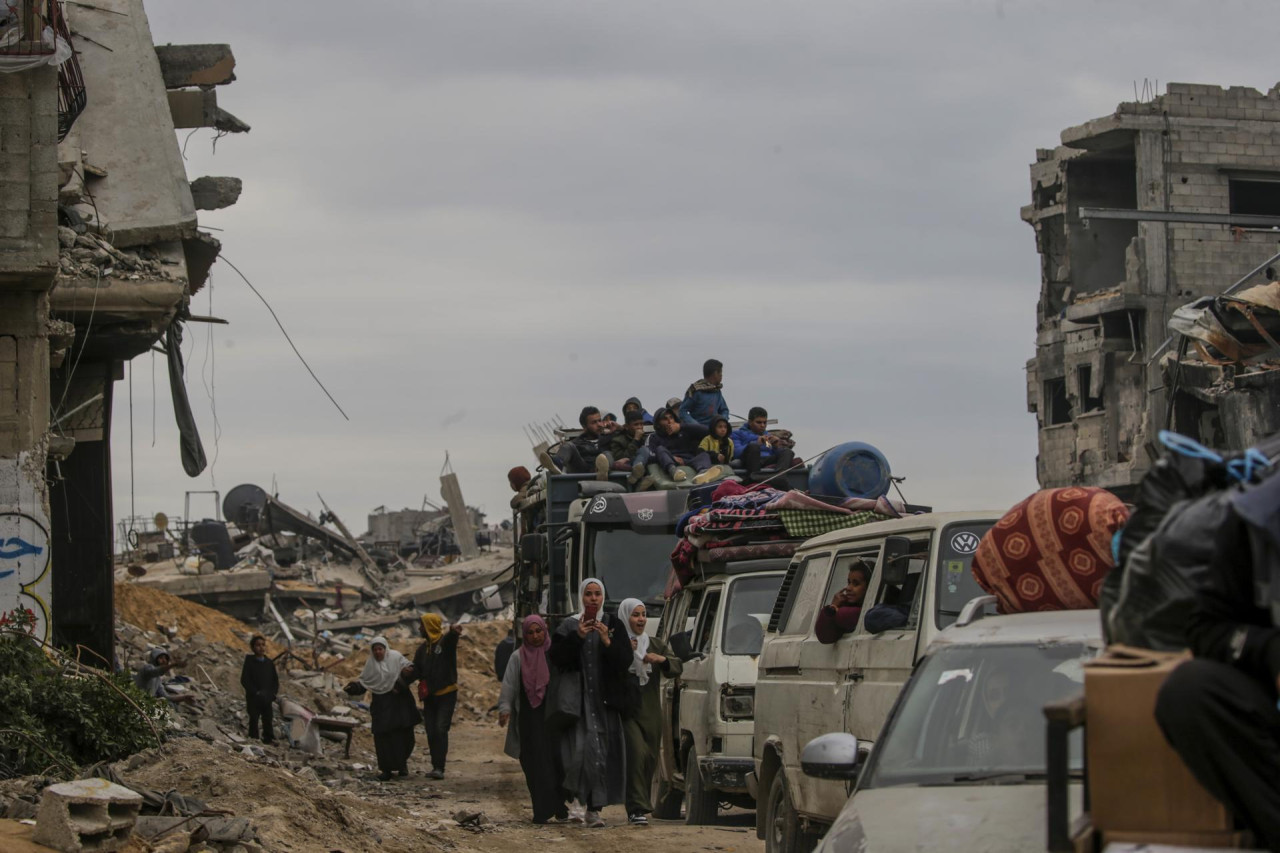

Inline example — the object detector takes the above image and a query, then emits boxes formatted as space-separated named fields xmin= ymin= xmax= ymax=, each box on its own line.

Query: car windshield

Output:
xmin=720 ymin=573 xmax=784 ymax=655
xmin=590 ymin=528 xmax=672 ymax=610
xmin=935 ymin=521 xmax=995 ymax=628
xmin=863 ymin=641 xmax=1095 ymax=788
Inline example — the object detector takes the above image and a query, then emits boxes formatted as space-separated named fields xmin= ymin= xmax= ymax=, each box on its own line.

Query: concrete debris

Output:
xmin=32 ymin=778 xmax=141 ymax=853
xmin=188 ymin=177 xmax=242 ymax=211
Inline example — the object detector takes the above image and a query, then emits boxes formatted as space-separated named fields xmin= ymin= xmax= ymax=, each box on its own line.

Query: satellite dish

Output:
xmin=223 ymin=484 xmax=269 ymax=529
xmin=154 ymin=512 xmax=169 ymax=531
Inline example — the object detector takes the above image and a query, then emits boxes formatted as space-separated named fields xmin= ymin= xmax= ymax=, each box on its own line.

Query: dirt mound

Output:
xmin=118 ymin=739 xmax=448 ymax=852
xmin=115 ymin=582 xmax=282 ymax=657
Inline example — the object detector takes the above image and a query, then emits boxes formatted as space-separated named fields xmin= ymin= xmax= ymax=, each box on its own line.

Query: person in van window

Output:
xmin=617 ymin=598 xmax=682 ymax=825
xmin=815 ymin=562 xmax=871 ymax=644
xmin=679 ymin=359 xmax=731 ymax=427
xmin=730 ymin=407 xmax=798 ymax=480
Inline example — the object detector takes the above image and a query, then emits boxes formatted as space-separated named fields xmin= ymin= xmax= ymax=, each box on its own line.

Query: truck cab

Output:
xmin=653 ymin=557 xmax=789 ymax=823
xmin=751 ymin=511 xmax=999 ymax=851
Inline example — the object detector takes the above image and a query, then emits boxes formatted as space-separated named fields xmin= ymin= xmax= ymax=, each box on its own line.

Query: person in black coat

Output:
xmin=413 ymin=613 xmax=463 ymax=779
xmin=240 ymin=635 xmax=278 ymax=744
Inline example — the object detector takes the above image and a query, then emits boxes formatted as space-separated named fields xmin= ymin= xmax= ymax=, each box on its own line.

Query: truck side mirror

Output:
xmin=881 ymin=536 xmax=912 ymax=587
xmin=801 ymin=733 xmax=864 ymax=780
xmin=519 ymin=533 xmax=547 ymax=565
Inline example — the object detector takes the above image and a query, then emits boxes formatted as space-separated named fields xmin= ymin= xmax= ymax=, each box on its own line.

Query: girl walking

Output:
xmin=413 ymin=613 xmax=463 ymax=779
xmin=498 ymin=614 xmax=569 ymax=823
xmin=618 ymin=598 xmax=681 ymax=824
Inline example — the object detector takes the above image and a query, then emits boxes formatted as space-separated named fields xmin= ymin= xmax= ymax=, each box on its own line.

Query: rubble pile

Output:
xmin=56 ymin=227 xmax=181 ymax=282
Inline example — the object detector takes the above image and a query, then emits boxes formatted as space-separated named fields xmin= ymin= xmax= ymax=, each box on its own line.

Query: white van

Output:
xmin=751 ymin=511 xmax=999 ymax=851
xmin=800 ymin=605 xmax=1101 ymax=852
xmin=653 ymin=558 xmax=789 ymax=824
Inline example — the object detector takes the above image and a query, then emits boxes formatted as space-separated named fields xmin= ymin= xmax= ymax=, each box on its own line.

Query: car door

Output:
xmin=844 ymin=532 xmax=935 ymax=750
xmin=680 ymin=585 xmax=723 ymax=765
xmin=658 ymin=586 xmax=697 ymax=785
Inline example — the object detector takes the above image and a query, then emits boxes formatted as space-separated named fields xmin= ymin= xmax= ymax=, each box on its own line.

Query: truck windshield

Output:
xmin=590 ymin=528 xmax=673 ymax=610
xmin=862 ymin=642 xmax=1095 ymax=789
xmin=935 ymin=521 xmax=995 ymax=628
xmin=721 ymin=573 xmax=784 ymax=655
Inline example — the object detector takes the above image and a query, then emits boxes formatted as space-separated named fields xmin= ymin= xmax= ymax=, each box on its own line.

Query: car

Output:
xmin=751 ymin=511 xmax=1001 ymax=851
xmin=653 ymin=557 xmax=789 ymax=823
xmin=799 ymin=603 xmax=1102 ymax=853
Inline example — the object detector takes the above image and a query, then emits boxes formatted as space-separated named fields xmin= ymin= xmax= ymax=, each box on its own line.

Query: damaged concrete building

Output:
xmin=1024 ymin=82 xmax=1280 ymax=496
xmin=0 ymin=0 xmax=248 ymax=661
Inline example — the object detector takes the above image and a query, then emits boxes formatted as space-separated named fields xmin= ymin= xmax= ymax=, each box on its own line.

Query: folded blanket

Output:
xmin=779 ymin=509 xmax=891 ymax=538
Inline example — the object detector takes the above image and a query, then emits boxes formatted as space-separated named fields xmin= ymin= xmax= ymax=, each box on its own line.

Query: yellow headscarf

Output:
xmin=420 ymin=613 xmax=444 ymax=645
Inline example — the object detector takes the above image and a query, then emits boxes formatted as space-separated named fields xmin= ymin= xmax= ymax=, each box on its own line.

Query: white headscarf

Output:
xmin=618 ymin=597 xmax=651 ymax=686
xmin=574 ymin=577 xmax=607 ymax=622
xmin=358 ymin=636 xmax=410 ymax=695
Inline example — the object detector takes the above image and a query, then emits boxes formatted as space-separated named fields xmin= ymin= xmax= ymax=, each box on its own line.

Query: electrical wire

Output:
xmin=218 ymin=255 xmax=350 ymax=421
xmin=198 ymin=275 xmax=221 ymax=482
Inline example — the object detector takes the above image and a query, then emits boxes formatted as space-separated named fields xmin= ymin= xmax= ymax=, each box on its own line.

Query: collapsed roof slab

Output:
xmin=68 ymin=0 xmax=197 ymax=248
xmin=154 ymin=43 xmax=236 ymax=89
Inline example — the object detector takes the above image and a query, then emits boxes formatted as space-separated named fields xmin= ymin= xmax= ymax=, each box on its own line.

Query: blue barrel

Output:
xmin=808 ymin=441 xmax=891 ymax=500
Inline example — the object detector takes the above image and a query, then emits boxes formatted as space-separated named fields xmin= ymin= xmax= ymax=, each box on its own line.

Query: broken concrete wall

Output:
xmin=1024 ymin=82 xmax=1280 ymax=495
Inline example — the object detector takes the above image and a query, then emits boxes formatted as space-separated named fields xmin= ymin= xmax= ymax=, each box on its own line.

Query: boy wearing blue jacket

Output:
xmin=679 ymin=359 xmax=730 ymax=426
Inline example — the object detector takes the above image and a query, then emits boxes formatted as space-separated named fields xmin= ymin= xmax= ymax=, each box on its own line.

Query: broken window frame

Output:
xmin=1227 ymin=173 xmax=1280 ymax=230
xmin=1043 ymin=378 xmax=1072 ymax=427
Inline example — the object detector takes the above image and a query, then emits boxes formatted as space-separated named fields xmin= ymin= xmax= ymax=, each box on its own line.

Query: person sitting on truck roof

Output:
xmin=815 ymin=561 xmax=871 ymax=644
xmin=648 ymin=407 xmax=714 ymax=483
xmin=606 ymin=411 xmax=652 ymax=484
xmin=622 ymin=397 xmax=653 ymax=425
xmin=699 ymin=416 xmax=735 ymax=465
xmin=539 ymin=407 xmax=611 ymax=475
xmin=601 ymin=413 xmax=620 ymax=434
xmin=679 ymin=359 xmax=731 ymax=427
xmin=1154 ymin=473 xmax=1280 ymax=850
xmin=730 ymin=406 xmax=798 ymax=481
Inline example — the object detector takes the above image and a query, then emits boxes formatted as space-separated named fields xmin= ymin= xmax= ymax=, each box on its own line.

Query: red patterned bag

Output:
xmin=972 ymin=487 xmax=1129 ymax=613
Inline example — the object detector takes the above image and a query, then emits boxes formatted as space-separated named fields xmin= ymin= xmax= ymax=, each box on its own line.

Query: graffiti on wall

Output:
xmin=0 ymin=454 xmax=51 ymax=643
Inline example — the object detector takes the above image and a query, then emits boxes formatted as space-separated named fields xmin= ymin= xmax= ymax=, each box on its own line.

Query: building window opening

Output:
xmin=1044 ymin=378 xmax=1071 ymax=426
xmin=1101 ymin=310 xmax=1144 ymax=352
xmin=1229 ymin=178 xmax=1280 ymax=224
xmin=1077 ymin=365 xmax=1103 ymax=413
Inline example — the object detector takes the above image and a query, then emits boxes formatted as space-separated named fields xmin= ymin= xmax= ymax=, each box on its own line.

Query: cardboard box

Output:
xmin=1084 ymin=645 xmax=1233 ymax=834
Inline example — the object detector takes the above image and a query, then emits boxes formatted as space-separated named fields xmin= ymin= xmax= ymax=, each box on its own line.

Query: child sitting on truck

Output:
xmin=815 ymin=561 xmax=871 ymax=644
xmin=698 ymin=416 xmax=735 ymax=466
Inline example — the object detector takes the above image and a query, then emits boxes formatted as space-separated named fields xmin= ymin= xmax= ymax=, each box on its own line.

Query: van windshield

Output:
xmin=862 ymin=642 xmax=1095 ymax=789
xmin=721 ymin=573 xmax=784 ymax=655
xmin=590 ymin=528 xmax=672 ymax=611
xmin=935 ymin=522 xmax=994 ymax=628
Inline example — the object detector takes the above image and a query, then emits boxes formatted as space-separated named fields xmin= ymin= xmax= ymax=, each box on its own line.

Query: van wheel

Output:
xmin=765 ymin=772 xmax=802 ymax=853
xmin=684 ymin=749 xmax=717 ymax=825
xmin=652 ymin=775 xmax=683 ymax=820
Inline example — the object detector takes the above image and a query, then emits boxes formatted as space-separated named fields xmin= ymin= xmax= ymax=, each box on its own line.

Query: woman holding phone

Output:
xmin=550 ymin=577 xmax=632 ymax=827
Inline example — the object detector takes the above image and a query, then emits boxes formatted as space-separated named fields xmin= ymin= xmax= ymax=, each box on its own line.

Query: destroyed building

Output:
xmin=1024 ymin=82 xmax=1280 ymax=496
xmin=0 ymin=0 xmax=247 ymax=662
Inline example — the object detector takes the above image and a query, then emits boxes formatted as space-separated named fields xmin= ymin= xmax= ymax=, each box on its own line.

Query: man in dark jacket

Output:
xmin=648 ymin=408 xmax=712 ymax=481
xmin=541 ymin=406 xmax=611 ymax=475
xmin=731 ymin=406 xmax=797 ymax=480
xmin=240 ymin=635 xmax=279 ymax=744
xmin=1155 ymin=473 xmax=1280 ymax=848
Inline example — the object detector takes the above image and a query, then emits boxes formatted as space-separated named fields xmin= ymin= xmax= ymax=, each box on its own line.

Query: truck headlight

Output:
xmin=720 ymin=686 xmax=755 ymax=720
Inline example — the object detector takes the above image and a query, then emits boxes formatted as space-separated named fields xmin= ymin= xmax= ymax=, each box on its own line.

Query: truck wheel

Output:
xmin=651 ymin=774 xmax=683 ymax=820
xmin=684 ymin=749 xmax=718 ymax=825
xmin=765 ymin=772 xmax=802 ymax=853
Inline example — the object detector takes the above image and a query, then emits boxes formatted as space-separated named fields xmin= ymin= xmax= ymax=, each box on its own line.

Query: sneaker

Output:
xmin=426 ymin=768 xmax=445 ymax=780
xmin=585 ymin=809 xmax=605 ymax=828
xmin=595 ymin=453 xmax=610 ymax=481
xmin=567 ymin=800 xmax=586 ymax=823
xmin=628 ymin=812 xmax=649 ymax=825
xmin=692 ymin=464 xmax=728 ymax=485
xmin=627 ymin=463 xmax=645 ymax=485
xmin=636 ymin=475 xmax=655 ymax=491
xmin=538 ymin=449 xmax=563 ymax=475
xmin=671 ymin=468 xmax=688 ymax=482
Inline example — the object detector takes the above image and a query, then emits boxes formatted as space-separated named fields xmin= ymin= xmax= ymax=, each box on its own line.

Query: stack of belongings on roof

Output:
xmin=668 ymin=480 xmax=906 ymax=591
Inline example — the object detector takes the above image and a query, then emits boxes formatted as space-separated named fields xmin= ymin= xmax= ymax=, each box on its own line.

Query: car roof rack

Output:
xmin=955 ymin=595 xmax=998 ymax=628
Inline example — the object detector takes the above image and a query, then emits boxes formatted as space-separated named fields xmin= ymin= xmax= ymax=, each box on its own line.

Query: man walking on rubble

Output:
xmin=679 ymin=359 xmax=730 ymax=427
xmin=241 ymin=635 xmax=279 ymax=745
xmin=539 ymin=406 xmax=611 ymax=475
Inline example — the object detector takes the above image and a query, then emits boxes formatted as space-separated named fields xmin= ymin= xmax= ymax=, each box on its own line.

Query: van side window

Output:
xmin=874 ymin=539 xmax=931 ymax=631
xmin=781 ymin=554 xmax=832 ymax=635
xmin=693 ymin=590 xmax=722 ymax=654
xmin=823 ymin=551 xmax=879 ymax=613
xmin=662 ymin=588 xmax=693 ymax=644
xmin=684 ymin=588 xmax=705 ymax=635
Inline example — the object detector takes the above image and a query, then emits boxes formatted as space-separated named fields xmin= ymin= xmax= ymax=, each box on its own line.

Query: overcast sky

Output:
xmin=112 ymin=0 xmax=1280 ymax=538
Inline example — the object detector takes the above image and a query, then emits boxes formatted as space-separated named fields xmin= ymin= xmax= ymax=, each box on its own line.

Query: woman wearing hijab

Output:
xmin=345 ymin=637 xmax=418 ymax=781
xmin=498 ymin=614 xmax=569 ymax=823
xmin=413 ymin=613 xmax=463 ymax=780
xmin=617 ymin=598 xmax=682 ymax=825
xmin=550 ymin=578 xmax=633 ymax=827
